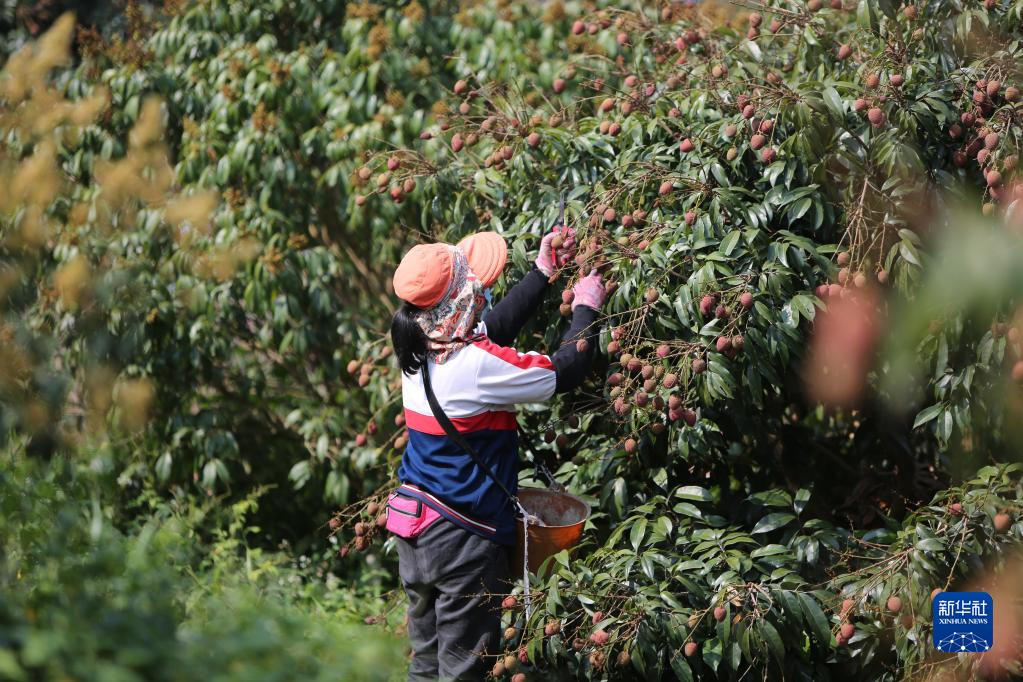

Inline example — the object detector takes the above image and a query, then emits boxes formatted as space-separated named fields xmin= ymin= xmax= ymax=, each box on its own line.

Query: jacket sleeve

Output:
xmin=550 ymin=305 xmax=599 ymax=393
xmin=473 ymin=338 xmax=558 ymax=405
xmin=480 ymin=266 xmax=550 ymax=346
xmin=474 ymin=305 xmax=599 ymax=404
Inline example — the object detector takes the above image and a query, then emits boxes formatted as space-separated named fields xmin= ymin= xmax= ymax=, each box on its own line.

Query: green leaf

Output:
xmin=913 ymin=403 xmax=944 ymax=429
xmin=670 ymin=655 xmax=694 ymax=682
xmin=915 ymin=538 xmax=945 ymax=552
xmin=751 ymin=513 xmax=796 ymax=534
xmin=759 ymin=620 xmax=785 ymax=664
xmin=675 ymin=486 xmax=713 ymax=502
xmin=630 ymin=518 xmax=648 ymax=551
xmin=798 ymin=592 xmax=831 ymax=644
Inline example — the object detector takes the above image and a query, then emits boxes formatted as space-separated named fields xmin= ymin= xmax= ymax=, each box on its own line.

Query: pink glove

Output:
xmin=535 ymin=226 xmax=577 ymax=278
xmin=571 ymin=270 xmax=606 ymax=310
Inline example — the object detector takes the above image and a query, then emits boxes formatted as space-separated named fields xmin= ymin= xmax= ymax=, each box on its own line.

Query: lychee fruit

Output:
xmin=867 ymin=107 xmax=885 ymax=126
xmin=994 ymin=512 xmax=1011 ymax=533
xmin=590 ymin=629 xmax=610 ymax=646
xmin=684 ymin=641 xmax=699 ymax=657
xmin=886 ymin=596 xmax=903 ymax=613
xmin=740 ymin=292 xmax=754 ymax=309
xmin=680 ymin=138 xmax=695 ymax=153
xmin=840 ymin=623 xmax=855 ymax=639
xmin=713 ymin=606 xmax=727 ymax=621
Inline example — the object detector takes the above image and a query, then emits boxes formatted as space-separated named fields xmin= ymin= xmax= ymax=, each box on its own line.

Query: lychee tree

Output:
xmin=4 ymin=0 xmax=1023 ymax=679
xmin=346 ymin=0 xmax=1023 ymax=678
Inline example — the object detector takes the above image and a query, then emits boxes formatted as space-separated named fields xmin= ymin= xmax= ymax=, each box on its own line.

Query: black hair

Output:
xmin=391 ymin=303 xmax=429 ymax=376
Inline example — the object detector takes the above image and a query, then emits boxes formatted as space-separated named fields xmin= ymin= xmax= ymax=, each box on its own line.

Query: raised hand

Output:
xmin=535 ymin=226 xmax=577 ymax=278
xmin=571 ymin=269 xmax=606 ymax=311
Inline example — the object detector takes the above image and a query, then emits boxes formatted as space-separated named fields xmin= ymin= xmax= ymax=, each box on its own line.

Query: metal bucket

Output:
xmin=513 ymin=488 xmax=589 ymax=577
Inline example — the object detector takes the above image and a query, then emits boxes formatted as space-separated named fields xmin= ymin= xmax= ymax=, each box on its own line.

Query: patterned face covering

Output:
xmin=415 ymin=245 xmax=486 ymax=364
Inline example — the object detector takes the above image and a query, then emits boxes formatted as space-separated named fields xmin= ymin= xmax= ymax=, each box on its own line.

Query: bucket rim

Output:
xmin=516 ymin=486 xmax=590 ymax=528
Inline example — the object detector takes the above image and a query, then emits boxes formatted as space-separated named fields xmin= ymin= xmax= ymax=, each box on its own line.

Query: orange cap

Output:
xmin=457 ymin=231 xmax=507 ymax=287
xmin=392 ymin=243 xmax=454 ymax=308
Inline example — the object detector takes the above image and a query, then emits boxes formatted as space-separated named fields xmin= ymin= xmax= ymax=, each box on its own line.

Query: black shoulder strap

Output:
xmin=421 ymin=361 xmax=519 ymax=509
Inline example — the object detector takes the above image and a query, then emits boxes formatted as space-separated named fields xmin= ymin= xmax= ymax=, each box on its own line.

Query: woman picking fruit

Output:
xmin=387 ymin=225 xmax=604 ymax=681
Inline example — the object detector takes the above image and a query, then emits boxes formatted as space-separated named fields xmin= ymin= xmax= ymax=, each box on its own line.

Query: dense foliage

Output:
xmin=1 ymin=0 xmax=1023 ymax=679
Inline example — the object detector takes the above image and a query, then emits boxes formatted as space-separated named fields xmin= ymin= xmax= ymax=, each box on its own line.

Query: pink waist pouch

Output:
xmin=385 ymin=490 xmax=442 ymax=538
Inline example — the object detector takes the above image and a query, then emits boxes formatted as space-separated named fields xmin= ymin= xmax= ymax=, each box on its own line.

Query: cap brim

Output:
xmin=457 ymin=231 xmax=507 ymax=287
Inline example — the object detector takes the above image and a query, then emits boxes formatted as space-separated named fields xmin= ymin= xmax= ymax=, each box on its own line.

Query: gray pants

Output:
xmin=395 ymin=518 xmax=511 ymax=681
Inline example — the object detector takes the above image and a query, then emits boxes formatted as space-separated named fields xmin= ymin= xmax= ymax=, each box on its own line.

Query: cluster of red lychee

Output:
xmin=815 ymin=250 xmax=885 ymax=300
xmin=947 ymin=77 xmax=1020 ymax=210
xmin=346 ymin=356 xmax=407 ymax=449
xmin=700 ymin=290 xmax=753 ymax=359
xmin=494 ymin=602 xmax=631 ymax=677
xmin=606 ymin=341 xmax=696 ymax=429
xmin=715 ymin=94 xmax=778 ymax=165
xmin=352 ymin=154 xmax=421 ymax=206
xmin=331 ymin=498 xmax=387 ymax=556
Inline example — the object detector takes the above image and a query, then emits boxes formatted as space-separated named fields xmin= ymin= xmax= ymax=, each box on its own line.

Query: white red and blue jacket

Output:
xmin=397 ymin=267 xmax=598 ymax=546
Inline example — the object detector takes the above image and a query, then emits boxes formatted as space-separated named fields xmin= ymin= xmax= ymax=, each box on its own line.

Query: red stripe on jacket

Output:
xmin=472 ymin=338 xmax=555 ymax=370
xmin=403 ymin=408 xmax=519 ymax=435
